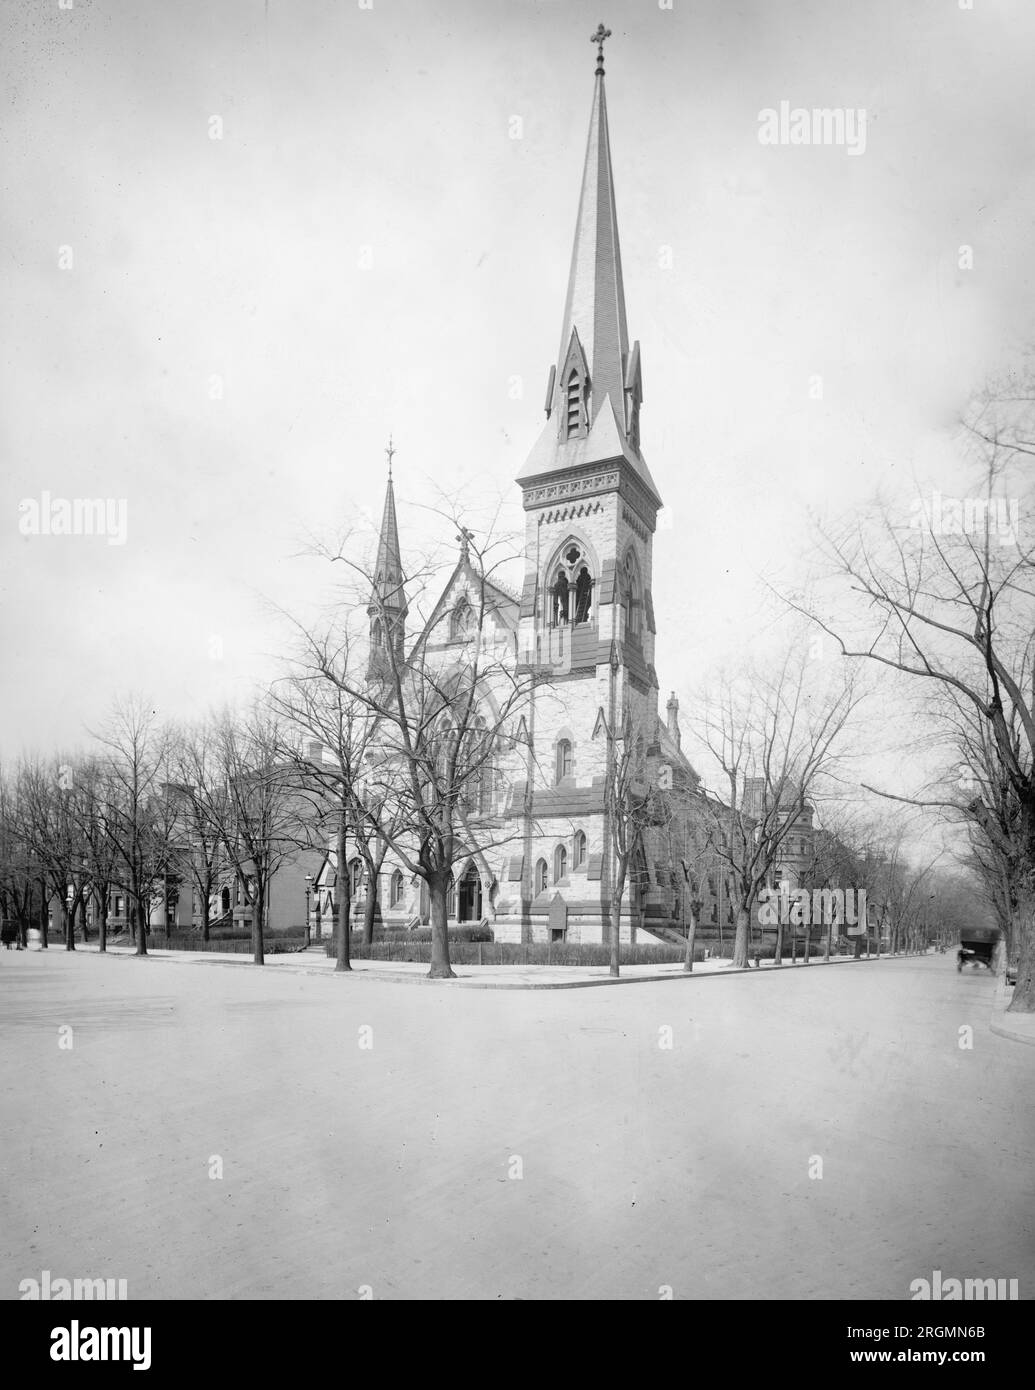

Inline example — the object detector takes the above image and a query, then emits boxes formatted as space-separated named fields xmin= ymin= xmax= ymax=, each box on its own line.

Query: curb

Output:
xmin=59 ymin=944 xmax=896 ymax=990
xmin=989 ymin=983 xmax=1035 ymax=1047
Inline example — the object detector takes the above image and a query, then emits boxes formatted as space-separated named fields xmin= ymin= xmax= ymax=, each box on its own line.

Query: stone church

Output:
xmin=319 ymin=40 xmax=729 ymax=947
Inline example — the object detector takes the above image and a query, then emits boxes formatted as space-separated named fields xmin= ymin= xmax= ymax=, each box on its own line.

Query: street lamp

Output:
xmin=304 ymin=873 xmax=313 ymax=948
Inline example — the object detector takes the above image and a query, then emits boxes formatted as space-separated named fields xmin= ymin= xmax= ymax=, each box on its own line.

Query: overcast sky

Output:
xmin=3 ymin=0 xmax=1033 ymax=855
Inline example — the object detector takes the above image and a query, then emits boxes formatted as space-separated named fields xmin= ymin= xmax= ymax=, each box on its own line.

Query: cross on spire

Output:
xmin=385 ymin=435 xmax=396 ymax=478
xmin=456 ymin=526 xmax=474 ymax=561
xmin=591 ymin=22 xmax=611 ymax=76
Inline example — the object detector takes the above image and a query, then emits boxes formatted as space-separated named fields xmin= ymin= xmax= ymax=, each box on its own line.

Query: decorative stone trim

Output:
xmin=524 ymin=471 xmax=620 ymax=507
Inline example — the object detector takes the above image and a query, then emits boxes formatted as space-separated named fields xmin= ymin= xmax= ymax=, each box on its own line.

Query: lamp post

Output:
xmin=304 ymin=873 xmax=313 ymax=948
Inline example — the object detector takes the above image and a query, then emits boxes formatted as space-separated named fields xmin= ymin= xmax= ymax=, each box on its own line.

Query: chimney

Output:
xmin=666 ymin=692 xmax=680 ymax=752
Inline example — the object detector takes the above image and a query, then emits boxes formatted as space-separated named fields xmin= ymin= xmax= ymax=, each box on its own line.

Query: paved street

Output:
xmin=1 ymin=951 xmax=1032 ymax=1300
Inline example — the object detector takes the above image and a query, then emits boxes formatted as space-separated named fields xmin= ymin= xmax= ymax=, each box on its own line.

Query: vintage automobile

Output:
xmin=957 ymin=926 xmax=999 ymax=972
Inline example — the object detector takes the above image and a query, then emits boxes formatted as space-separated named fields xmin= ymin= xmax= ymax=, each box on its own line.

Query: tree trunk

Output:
xmin=252 ymin=882 xmax=265 ymax=966
xmin=774 ymin=917 xmax=783 ymax=967
xmin=1006 ymin=888 xmax=1035 ymax=1014
xmin=609 ymin=862 xmax=627 ymax=979
xmin=428 ymin=874 xmax=455 ymax=979
xmin=682 ymin=907 xmax=698 ymax=973
xmin=732 ymin=904 xmax=750 ymax=969
xmin=334 ymin=814 xmax=352 ymax=971
xmin=201 ymin=887 xmax=210 ymax=943
xmin=134 ymin=892 xmax=148 ymax=956
xmin=98 ymin=888 xmax=108 ymax=953
xmin=39 ymin=884 xmax=49 ymax=949
xmin=363 ymin=886 xmax=377 ymax=946
xmin=63 ymin=901 xmax=75 ymax=951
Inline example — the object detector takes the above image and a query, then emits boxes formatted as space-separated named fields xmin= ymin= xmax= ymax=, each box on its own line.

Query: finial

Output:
xmin=591 ymin=22 xmax=612 ymax=76
xmin=385 ymin=435 xmax=395 ymax=479
xmin=456 ymin=526 xmax=474 ymax=561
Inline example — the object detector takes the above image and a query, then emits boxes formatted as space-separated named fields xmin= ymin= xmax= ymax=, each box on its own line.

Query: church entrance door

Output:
xmin=458 ymin=865 xmax=482 ymax=923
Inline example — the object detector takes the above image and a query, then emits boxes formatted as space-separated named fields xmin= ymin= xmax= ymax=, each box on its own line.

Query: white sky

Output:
xmin=2 ymin=0 xmax=1033 ymax=863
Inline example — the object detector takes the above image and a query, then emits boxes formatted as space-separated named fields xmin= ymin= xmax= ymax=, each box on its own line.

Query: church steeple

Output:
xmin=552 ymin=32 xmax=628 ymax=436
xmin=367 ymin=438 xmax=407 ymax=681
xmin=517 ymin=31 xmax=660 ymax=507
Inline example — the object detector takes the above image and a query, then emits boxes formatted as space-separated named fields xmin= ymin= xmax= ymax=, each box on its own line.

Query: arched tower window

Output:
xmin=573 ymin=830 xmax=587 ymax=870
xmin=535 ymin=859 xmax=548 ymax=895
xmin=554 ymin=844 xmax=567 ymax=883
xmin=556 ymin=738 xmax=573 ymax=784
xmin=372 ymin=619 xmax=384 ymax=648
xmin=551 ymin=571 xmax=569 ymax=625
xmin=574 ymin=566 xmax=592 ymax=623
xmin=548 ymin=542 xmax=594 ymax=627
xmin=620 ymin=551 xmax=640 ymax=638
xmin=390 ymin=870 xmax=404 ymax=907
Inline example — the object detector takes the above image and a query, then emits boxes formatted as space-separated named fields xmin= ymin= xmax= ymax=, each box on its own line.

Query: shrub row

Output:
xmin=323 ymin=938 xmax=705 ymax=966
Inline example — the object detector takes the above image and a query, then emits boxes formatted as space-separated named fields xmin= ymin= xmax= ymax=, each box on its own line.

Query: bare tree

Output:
xmin=298 ymin=513 xmax=532 ymax=980
xmin=689 ymin=654 xmax=865 ymax=969
xmin=202 ymin=703 xmax=318 ymax=966
xmin=805 ymin=449 xmax=1035 ymax=1009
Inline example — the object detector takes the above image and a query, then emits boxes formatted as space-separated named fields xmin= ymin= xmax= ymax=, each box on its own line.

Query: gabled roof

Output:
xmin=408 ymin=551 xmax=520 ymax=662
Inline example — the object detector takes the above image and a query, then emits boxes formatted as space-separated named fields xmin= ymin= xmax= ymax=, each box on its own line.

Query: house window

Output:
xmin=390 ymin=870 xmax=404 ymax=907
xmin=573 ymin=830 xmax=587 ymax=870
xmin=556 ymin=739 xmax=573 ymax=783
xmin=554 ymin=845 xmax=567 ymax=883
xmin=535 ymin=859 xmax=548 ymax=895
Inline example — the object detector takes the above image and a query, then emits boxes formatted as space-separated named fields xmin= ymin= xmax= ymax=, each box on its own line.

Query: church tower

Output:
xmin=367 ymin=441 xmax=408 ymax=683
xmin=510 ymin=28 xmax=664 ymax=944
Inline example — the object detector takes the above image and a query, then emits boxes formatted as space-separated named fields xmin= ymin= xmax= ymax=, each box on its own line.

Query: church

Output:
xmin=319 ymin=34 xmax=732 ymax=948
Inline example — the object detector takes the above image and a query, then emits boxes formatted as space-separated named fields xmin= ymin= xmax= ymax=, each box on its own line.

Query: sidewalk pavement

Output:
xmin=60 ymin=941 xmax=885 ymax=990
xmin=989 ymin=979 xmax=1035 ymax=1046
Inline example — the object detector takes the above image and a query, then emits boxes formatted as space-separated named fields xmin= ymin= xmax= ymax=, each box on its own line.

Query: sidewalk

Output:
xmin=989 ymin=979 xmax=1035 ymax=1046
xmin=64 ymin=941 xmax=885 ymax=990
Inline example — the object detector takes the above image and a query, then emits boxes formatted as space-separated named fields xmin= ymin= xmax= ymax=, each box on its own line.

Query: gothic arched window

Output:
xmin=554 ymin=844 xmax=567 ymax=883
xmin=556 ymin=738 xmax=573 ymax=784
xmin=349 ymin=859 xmax=364 ymax=899
xmin=372 ymin=619 xmax=384 ymax=648
xmin=450 ymin=600 xmax=473 ymax=640
xmin=620 ymin=552 xmax=640 ymax=638
xmin=551 ymin=570 xmax=569 ymax=625
xmin=548 ymin=542 xmax=594 ymax=627
xmin=535 ymin=859 xmax=548 ymax=895
xmin=574 ymin=566 xmax=593 ymax=623
xmin=573 ymin=830 xmax=587 ymax=870
xmin=390 ymin=870 xmax=404 ymax=907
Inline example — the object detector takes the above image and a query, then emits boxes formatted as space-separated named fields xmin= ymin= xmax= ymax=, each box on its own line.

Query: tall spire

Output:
xmin=552 ymin=39 xmax=628 ymax=433
xmin=368 ymin=442 xmax=407 ymax=680
xmin=518 ymin=31 xmax=660 ymax=506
